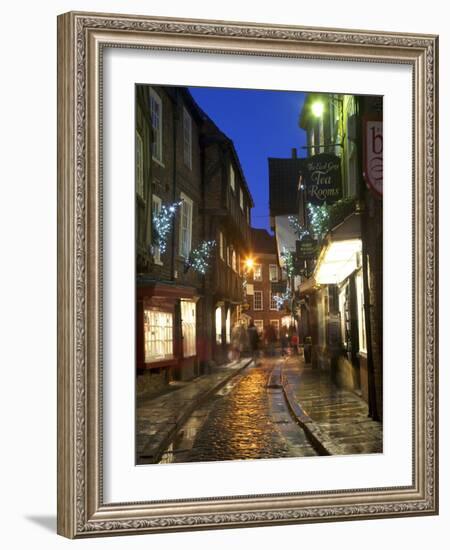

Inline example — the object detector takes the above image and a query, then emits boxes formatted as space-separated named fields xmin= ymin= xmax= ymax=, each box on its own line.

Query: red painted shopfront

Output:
xmin=136 ymin=282 xmax=200 ymax=381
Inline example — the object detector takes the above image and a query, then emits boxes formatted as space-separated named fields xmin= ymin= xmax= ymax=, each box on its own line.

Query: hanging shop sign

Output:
xmin=302 ymin=153 xmax=342 ymax=205
xmin=296 ymin=236 xmax=318 ymax=261
xmin=363 ymin=116 xmax=383 ymax=197
xmin=245 ymin=283 xmax=254 ymax=296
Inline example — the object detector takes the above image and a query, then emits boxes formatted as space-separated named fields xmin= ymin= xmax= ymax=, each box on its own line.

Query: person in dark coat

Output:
xmin=264 ymin=323 xmax=277 ymax=357
xmin=280 ymin=325 xmax=289 ymax=357
xmin=247 ymin=320 xmax=260 ymax=361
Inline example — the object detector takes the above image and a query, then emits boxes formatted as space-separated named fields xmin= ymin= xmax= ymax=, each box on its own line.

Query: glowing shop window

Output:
xmin=226 ymin=308 xmax=231 ymax=344
xmin=215 ymin=306 xmax=222 ymax=344
xmin=144 ymin=309 xmax=173 ymax=362
xmin=355 ymin=269 xmax=367 ymax=353
xmin=181 ymin=300 xmax=196 ymax=358
xmin=254 ymin=320 xmax=264 ymax=334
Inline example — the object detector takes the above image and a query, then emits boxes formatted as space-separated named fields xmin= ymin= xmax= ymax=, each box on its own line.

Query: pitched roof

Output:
xmin=251 ymin=228 xmax=277 ymax=255
xmin=182 ymin=88 xmax=255 ymax=207
xmin=268 ymin=157 xmax=304 ymax=217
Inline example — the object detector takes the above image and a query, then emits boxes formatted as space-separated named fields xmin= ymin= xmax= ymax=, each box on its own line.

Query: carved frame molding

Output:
xmin=57 ymin=11 xmax=438 ymax=538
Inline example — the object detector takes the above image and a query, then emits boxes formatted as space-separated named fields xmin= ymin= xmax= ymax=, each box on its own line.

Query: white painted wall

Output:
xmin=0 ymin=1 xmax=447 ymax=548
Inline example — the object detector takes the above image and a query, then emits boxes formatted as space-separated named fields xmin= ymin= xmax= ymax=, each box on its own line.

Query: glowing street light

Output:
xmin=244 ymin=257 xmax=255 ymax=271
xmin=311 ymin=100 xmax=325 ymax=117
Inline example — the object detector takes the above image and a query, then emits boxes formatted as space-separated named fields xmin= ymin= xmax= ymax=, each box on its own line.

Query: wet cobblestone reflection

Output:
xmin=159 ymin=359 xmax=318 ymax=463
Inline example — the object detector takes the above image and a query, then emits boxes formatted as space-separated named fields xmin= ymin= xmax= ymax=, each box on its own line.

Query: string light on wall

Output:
xmin=151 ymin=200 xmax=183 ymax=255
xmin=288 ymin=215 xmax=310 ymax=240
xmin=185 ymin=240 xmax=216 ymax=275
xmin=280 ymin=247 xmax=295 ymax=279
xmin=307 ymin=203 xmax=330 ymax=240
xmin=273 ymin=288 xmax=292 ymax=311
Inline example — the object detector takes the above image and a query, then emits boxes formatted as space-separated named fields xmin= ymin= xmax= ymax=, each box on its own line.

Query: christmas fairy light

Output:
xmin=280 ymin=247 xmax=295 ymax=279
xmin=307 ymin=203 xmax=330 ymax=239
xmin=151 ymin=200 xmax=183 ymax=255
xmin=185 ymin=240 xmax=216 ymax=275
xmin=273 ymin=287 xmax=292 ymax=311
xmin=288 ymin=215 xmax=310 ymax=240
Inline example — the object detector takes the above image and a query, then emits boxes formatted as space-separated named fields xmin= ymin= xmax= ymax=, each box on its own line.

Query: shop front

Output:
xmin=312 ymin=212 xmax=369 ymax=399
xmin=136 ymin=282 xmax=200 ymax=392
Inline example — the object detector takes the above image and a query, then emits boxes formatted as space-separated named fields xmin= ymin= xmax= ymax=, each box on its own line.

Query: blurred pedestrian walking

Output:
xmin=264 ymin=323 xmax=277 ymax=357
xmin=247 ymin=320 xmax=260 ymax=362
xmin=231 ymin=322 xmax=248 ymax=362
xmin=280 ymin=325 xmax=289 ymax=357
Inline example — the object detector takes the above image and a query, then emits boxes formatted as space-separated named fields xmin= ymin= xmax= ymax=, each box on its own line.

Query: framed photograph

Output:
xmin=57 ymin=11 xmax=439 ymax=538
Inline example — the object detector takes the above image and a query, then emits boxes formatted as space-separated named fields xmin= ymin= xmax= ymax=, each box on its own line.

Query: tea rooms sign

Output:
xmin=302 ymin=153 xmax=342 ymax=205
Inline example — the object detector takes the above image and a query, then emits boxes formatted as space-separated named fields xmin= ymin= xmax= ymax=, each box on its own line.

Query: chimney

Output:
xmin=291 ymin=148 xmax=297 ymax=159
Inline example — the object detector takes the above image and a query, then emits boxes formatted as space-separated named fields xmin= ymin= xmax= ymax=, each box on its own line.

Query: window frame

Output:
xmin=143 ymin=308 xmax=174 ymax=363
xmin=151 ymin=194 xmax=163 ymax=265
xmin=253 ymin=263 xmax=262 ymax=282
xmin=181 ymin=299 xmax=196 ymax=358
xmin=179 ymin=192 xmax=193 ymax=259
xmin=232 ymin=248 xmax=237 ymax=272
xmin=270 ymin=291 xmax=280 ymax=311
xmin=253 ymin=290 xmax=263 ymax=311
xmin=230 ymin=163 xmax=236 ymax=193
xmin=149 ymin=88 xmax=163 ymax=165
xmin=219 ymin=231 xmax=224 ymax=261
xmin=136 ymin=130 xmax=144 ymax=199
xmin=215 ymin=306 xmax=223 ymax=344
xmin=355 ymin=269 xmax=368 ymax=354
xmin=269 ymin=264 xmax=279 ymax=282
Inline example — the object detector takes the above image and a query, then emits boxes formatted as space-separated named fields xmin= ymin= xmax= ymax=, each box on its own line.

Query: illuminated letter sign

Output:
xmin=363 ymin=117 xmax=383 ymax=196
xmin=303 ymin=153 xmax=342 ymax=205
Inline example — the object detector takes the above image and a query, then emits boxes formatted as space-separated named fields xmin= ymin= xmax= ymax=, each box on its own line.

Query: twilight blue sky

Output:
xmin=189 ymin=87 xmax=307 ymax=233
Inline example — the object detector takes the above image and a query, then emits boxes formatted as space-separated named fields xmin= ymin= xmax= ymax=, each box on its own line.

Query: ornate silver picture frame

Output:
xmin=57 ymin=11 xmax=438 ymax=538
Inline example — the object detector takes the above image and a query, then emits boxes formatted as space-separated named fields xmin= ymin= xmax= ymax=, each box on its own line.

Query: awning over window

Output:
xmin=314 ymin=212 xmax=362 ymax=285
xmin=315 ymin=239 xmax=362 ymax=284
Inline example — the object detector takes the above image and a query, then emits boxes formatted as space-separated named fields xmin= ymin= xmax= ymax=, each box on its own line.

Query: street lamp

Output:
xmin=244 ymin=257 xmax=255 ymax=271
xmin=311 ymin=100 xmax=325 ymax=117
xmin=302 ymin=95 xmax=344 ymax=151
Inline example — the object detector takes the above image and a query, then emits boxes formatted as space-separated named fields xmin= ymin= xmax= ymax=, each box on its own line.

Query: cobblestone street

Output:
xmin=159 ymin=358 xmax=318 ymax=463
xmin=137 ymin=353 xmax=382 ymax=465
